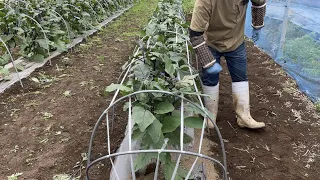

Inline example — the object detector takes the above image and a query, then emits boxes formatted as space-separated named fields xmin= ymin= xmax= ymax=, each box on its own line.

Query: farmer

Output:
xmin=189 ymin=0 xmax=267 ymax=129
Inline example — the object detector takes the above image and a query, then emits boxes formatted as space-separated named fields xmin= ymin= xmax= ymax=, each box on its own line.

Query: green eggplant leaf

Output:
xmin=154 ymin=101 xmax=175 ymax=114
xmin=30 ymin=54 xmax=45 ymax=62
xmin=161 ymin=115 xmax=181 ymax=133
xmin=132 ymin=106 xmax=156 ymax=132
xmin=184 ymin=116 xmax=204 ymax=129
xmin=35 ymin=39 xmax=50 ymax=50
xmin=105 ymin=83 xmax=132 ymax=93
xmin=147 ymin=119 xmax=163 ymax=143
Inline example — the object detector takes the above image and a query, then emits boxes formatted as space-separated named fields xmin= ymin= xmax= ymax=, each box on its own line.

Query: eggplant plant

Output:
xmin=105 ymin=0 xmax=209 ymax=179
xmin=0 ymin=0 xmax=132 ymax=76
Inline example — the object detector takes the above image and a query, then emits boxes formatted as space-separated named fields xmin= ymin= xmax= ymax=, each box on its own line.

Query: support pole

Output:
xmin=276 ymin=0 xmax=291 ymax=59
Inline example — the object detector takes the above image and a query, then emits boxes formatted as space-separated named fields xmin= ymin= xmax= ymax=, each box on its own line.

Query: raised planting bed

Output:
xmin=0 ymin=0 xmax=133 ymax=92
xmin=86 ymin=0 xmax=227 ymax=179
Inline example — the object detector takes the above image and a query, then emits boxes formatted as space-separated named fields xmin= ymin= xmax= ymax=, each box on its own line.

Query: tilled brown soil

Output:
xmin=0 ymin=37 xmax=130 ymax=179
xmin=0 ymin=1 xmax=156 ymax=178
xmin=0 ymin=5 xmax=319 ymax=180
xmin=210 ymin=41 xmax=320 ymax=180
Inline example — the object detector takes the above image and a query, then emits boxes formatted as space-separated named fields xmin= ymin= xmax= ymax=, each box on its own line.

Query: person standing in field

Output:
xmin=189 ymin=0 xmax=267 ymax=129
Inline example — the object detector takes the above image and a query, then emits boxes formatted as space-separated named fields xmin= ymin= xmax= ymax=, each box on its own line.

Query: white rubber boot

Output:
xmin=202 ymin=83 xmax=219 ymax=128
xmin=232 ymin=81 xmax=265 ymax=129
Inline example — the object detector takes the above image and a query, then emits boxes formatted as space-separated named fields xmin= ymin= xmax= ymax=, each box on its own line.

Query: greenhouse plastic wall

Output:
xmin=245 ymin=0 xmax=320 ymax=102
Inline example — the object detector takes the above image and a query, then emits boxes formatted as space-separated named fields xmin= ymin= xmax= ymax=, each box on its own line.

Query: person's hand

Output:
xmin=205 ymin=63 xmax=222 ymax=74
xmin=252 ymin=28 xmax=261 ymax=42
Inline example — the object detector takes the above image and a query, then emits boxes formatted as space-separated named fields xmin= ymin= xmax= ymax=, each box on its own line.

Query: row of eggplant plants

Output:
xmin=105 ymin=0 xmax=212 ymax=179
xmin=0 ymin=0 xmax=132 ymax=76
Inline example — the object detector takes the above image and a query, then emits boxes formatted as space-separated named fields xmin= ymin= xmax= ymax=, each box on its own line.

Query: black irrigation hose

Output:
xmin=86 ymin=90 xmax=227 ymax=180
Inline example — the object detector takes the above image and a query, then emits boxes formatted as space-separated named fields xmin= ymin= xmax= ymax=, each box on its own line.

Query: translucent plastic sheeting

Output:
xmin=245 ymin=0 xmax=320 ymax=102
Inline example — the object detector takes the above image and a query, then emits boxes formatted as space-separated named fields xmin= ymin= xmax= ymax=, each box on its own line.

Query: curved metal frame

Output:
xmin=86 ymin=149 xmax=226 ymax=179
xmin=19 ymin=14 xmax=51 ymax=62
xmin=86 ymin=1 xmax=228 ymax=179
xmin=50 ymin=10 xmax=72 ymax=45
xmin=86 ymin=90 xmax=227 ymax=180
xmin=0 ymin=37 xmax=23 ymax=88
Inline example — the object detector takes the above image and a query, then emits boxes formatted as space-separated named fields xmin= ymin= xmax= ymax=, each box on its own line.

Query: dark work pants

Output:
xmin=201 ymin=42 xmax=248 ymax=86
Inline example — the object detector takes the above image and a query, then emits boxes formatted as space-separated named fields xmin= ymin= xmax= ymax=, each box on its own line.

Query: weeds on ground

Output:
xmin=7 ymin=173 xmax=23 ymax=180
xmin=182 ymin=0 xmax=195 ymax=14
xmin=41 ymin=112 xmax=53 ymax=120
xmin=105 ymin=0 xmax=158 ymax=39
xmin=8 ymin=173 xmax=23 ymax=180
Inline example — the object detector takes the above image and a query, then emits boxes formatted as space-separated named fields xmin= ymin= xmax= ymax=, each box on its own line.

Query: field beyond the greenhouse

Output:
xmin=0 ymin=0 xmax=320 ymax=180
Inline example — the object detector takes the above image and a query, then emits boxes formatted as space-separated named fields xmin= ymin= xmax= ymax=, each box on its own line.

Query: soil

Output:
xmin=208 ymin=41 xmax=320 ymax=180
xmin=0 ymin=5 xmax=146 ymax=180
xmin=0 ymin=3 xmax=319 ymax=180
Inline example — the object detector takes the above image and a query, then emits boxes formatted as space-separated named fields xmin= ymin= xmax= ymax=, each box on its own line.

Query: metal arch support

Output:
xmin=63 ymin=4 xmax=81 ymax=12
xmin=0 ymin=1 xmax=14 ymax=11
xmin=50 ymin=10 xmax=72 ymax=47
xmin=15 ymin=0 xmax=35 ymax=11
xmin=95 ymin=0 xmax=108 ymax=16
xmin=86 ymin=1 xmax=98 ymax=16
xmin=86 ymin=90 xmax=227 ymax=180
xmin=19 ymin=14 xmax=51 ymax=64
xmin=87 ymin=3 xmax=227 ymax=179
xmin=0 ymin=37 xmax=23 ymax=88
xmin=86 ymin=149 xmax=227 ymax=180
